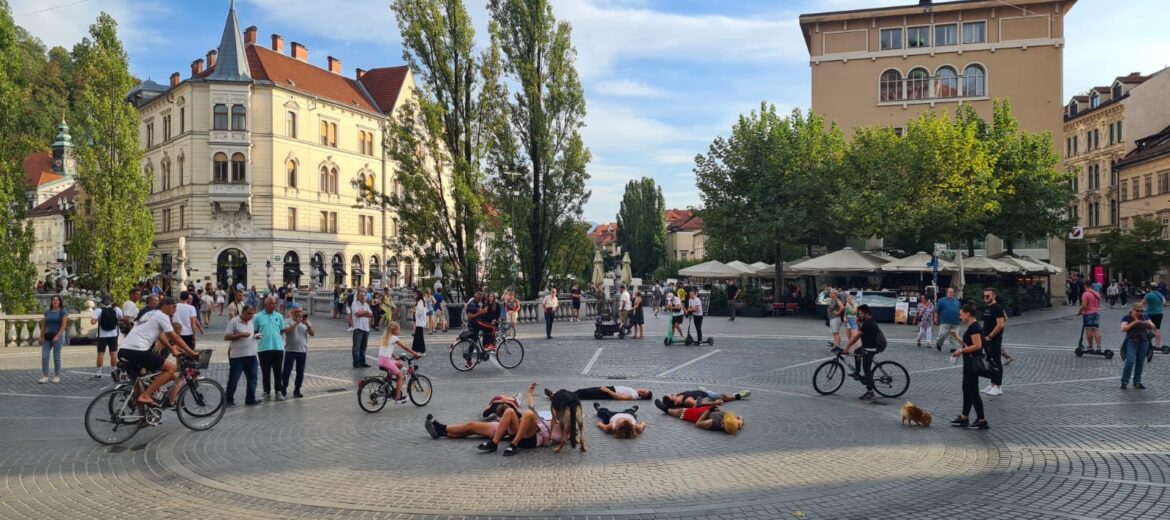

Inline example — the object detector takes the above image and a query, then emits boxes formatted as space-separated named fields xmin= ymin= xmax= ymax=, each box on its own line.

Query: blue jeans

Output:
xmin=281 ymin=351 xmax=306 ymax=394
xmin=42 ymin=335 xmax=64 ymax=376
xmin=352 ymin=329 xmax=369 ymax=365
xmin=227 ymin=355 xmax=259 ymax=404
xmin=1122 ymin=337 xmax=1150 ymax=385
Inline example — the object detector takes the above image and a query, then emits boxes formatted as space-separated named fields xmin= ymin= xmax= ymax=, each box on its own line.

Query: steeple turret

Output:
xmin=206 ymin=0 xmax=252 ymax=81
xmin=51 ymin=119 xmax=75 ymax=178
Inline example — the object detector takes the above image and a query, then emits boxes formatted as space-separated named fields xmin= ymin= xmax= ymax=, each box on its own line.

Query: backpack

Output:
xmin=99 ymin=306 xmax=119 ymax=332
xmin=875 ymin=328 xmax=888 ymax=352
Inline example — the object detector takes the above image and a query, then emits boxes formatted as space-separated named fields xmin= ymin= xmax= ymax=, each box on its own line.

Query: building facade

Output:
xmin=131 ymin=3 xmax=418 ymax=291
xmin=1114 ymin=125 xmax=1170 ymax=236
xmin=664 ymin=209 xmax=705 ymax=263
xmin=799 ymin=0 xmax=1074 ymax=292
xmin=22 ymin=121 xmax=79 ymax=282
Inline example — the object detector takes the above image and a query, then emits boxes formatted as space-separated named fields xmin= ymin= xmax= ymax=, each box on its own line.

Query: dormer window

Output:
xmin=1068 ymin=102 xmax=1078 ymax=118
xmin=1112 ymin=82 xmax=1123 ymax=100
xmin=1090 ymin=92 xmax=1100 ymax=109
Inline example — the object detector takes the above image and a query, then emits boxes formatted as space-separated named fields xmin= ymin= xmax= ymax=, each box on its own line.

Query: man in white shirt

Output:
xmin=670 ymin=291 xmax=685 ymax=338
xmin=542 ymin=288 xmax=559 ymax=339
xmin=619 ymin=286 xmax=632 ymax=324
xmin=174 ymin=291 xmax=204 ymax=348
xmin=90 ymin=296 xmax=124 ymax=378
xmin=122 ymin=288 xmax=141 ymax=329
xmin=118 ymin=297 xmax=197 ymax=406
xmin=350 ymin=290 xmax=373 ymax=368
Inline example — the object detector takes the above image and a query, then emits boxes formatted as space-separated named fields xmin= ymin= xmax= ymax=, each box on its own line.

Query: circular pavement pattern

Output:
xmin=2 ymin=311 xmax=1169 ymax=519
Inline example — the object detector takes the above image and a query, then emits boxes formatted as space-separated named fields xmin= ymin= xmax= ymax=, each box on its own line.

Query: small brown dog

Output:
xmin=901 ymin=401 xmax=932 ymax=427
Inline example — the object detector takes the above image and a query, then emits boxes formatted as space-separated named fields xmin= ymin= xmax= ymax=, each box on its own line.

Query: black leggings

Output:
xmin=258 ymin=350 xmax=284 ymax=394
xmin=985 ymin=338 xmax=1003 ymax=386
xmin=692 ymin=315 xmax=704 ymax=341
xmin=597 ymin=406 xmax=638 ymax=424
xmin=961 ymin=361 xmax=985 ymax=420
xmin=574 ymin=387 xmax=613 ymax=400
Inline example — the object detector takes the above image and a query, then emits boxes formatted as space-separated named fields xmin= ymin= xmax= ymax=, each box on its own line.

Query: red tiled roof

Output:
xmin=29 ymin=185 xmax=77 ymax=217
xmin=1071 ymin=95 xmax=1089 ymax=102
xmin=679 ymin=215 xmax=704 ymax=231
xmin=589 ymin=222 xmax=617 ymax=245
xmin=1116 ymin=72 xmax=1148 ymax=84
xmin=1091 ymin=86 xmax=1110 ymax=93
xmin=358 ymin=66 xmax=410 ymax=114
xmin=22 ymin=152 xmax=62 ymax=187
xmin=1116 ymin=125 xmax=1170 ymax=170
xmin=245 ymin=45 xmax=380 ymax=113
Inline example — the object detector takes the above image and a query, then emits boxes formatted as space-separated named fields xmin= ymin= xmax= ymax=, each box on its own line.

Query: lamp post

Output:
xmin=505 ymin=171 xmax=521 ymax=292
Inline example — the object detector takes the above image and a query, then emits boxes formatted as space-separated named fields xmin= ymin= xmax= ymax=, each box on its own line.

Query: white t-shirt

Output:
xmin=671 ymin=295 xmax=684 ymax=316
xmin=92 ymin=306 xmax=125 ymax=338
xmin=688 ymin=296 xmax=704 ymax=316
xmin=225 ymin=317 xmax=258 ymax=358
xmin=201 ymin=293 xmax=214 ymax=310
xmin=612 ymin=385 xmax=639 ymax=399
xmin=379 ymin=336 xmax=400 ymax=359
xmin=543 ymin=294 xmax=559 ymax=310
xmin=215 ymin=289 xmax=226 ymax=304
xmin=351 ymin=301 xmax=371 ymax=331
xmin=414 ymin=300 xmax=427 ymax=327
xmin=610 ymin=413 xmax=636 ymax=426
xmin=121 ymin=311 xmax=175 ymax=351
xmin=173 ymin=303 xmax=198 ymax=335
xmin=122 ymin=300 xmax=139 ymax=323
xmin=620 ymin=292 xmax=632 ymax=311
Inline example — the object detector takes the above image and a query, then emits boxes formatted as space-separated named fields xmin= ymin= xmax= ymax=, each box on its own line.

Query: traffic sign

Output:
xmin=1069 ymin=227 xmax=1084 ymax=240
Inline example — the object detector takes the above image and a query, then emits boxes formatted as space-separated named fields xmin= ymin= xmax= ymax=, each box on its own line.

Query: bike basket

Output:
xmin=195 ymin=349 xmax=213 ymax=369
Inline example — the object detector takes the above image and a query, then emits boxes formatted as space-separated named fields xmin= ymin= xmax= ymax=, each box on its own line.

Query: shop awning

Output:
xmin=351 ymin=268 xmax=366 ymax=276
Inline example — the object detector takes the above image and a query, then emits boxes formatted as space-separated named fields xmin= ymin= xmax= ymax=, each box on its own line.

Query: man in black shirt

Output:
xmin=844 ymin=304 xmax=881 ymax=401
xmin=981 ymin=288 xmax=1007 ymax=396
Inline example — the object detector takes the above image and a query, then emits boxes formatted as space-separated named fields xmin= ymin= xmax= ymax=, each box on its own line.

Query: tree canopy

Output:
xmin=616 ymin=177 xmax=666 ymax=279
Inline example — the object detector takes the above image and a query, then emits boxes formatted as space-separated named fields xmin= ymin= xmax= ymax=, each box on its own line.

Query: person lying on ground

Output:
xmin=663 ymin=404 xmax=743 ymax=434
xmin=477 ymin=382 xmax=568 ymax=456
xmin=545 ymin=385 xmax=652 ymax=401
xmin=594 ymin=402 xmax=646 ymax=439
xmin=655 ymin=387 xmax=750 ymax=411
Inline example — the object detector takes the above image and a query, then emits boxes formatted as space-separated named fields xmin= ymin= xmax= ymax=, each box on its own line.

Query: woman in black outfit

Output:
xmin=949 ymin=303 xmax=989 ymax=429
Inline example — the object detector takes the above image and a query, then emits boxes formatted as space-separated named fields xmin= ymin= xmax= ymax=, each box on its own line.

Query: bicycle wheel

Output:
xmin=357 ymin=377 xmax=389 ymax=413
xmin=872 ymin=361 xmax=910 ymax=398
xmin=449 ymin=340 xmax=479 ymax=372
xmin=177 ymin=378 xmax=226 ymax=431
xmin=812 ymin=360 xmax=845 ymax=395
xmin=85 ymin=387 xmax=141 ymax=445
xmin=504 ymin=323 xmax=517 ymax=340
xmin=407 ymin=375 xmax=433 ymax=406
xmin=495 ymin=338 xmax=524 ymax=369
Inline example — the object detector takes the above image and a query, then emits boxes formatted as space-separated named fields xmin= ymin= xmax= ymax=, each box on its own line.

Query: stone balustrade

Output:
xmin=0 ymin=312 xmax=92 ymax=348
xmin=300 ymin=296 xmax=599 ymax=326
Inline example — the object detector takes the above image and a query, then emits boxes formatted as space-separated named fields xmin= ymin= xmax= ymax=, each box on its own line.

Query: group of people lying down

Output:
xmin=423 ymin=383 xmax=749 ymax=456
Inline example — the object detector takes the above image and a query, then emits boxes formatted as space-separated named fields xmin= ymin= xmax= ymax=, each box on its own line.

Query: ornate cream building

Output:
xmin=131 ymin=2 xmax=419 ymax=291
xmin=23 ymin=121 xmax=78 ymax=282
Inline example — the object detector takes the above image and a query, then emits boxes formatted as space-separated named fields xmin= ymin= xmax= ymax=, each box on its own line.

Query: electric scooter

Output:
xmin=664 ymin=314 xmax=687 ymax=346
xmin=682 ymin=314 xmax=714 ymax=346
xmin=1073 ymin=324 xmax=1114 ymax=359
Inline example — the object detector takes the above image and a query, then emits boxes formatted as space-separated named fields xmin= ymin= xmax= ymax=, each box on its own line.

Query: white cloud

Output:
xmin=594 ymin=79 xmax=666 ymax=97
xmin=10 ymin=0 xmax=171 ymax=51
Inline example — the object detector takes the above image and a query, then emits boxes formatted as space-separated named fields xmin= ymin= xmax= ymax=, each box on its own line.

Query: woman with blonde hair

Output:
xmin=379 ymin=322 xmax=422 ymax=403
xmin=663 ymin=403 xmax=745 ymax=434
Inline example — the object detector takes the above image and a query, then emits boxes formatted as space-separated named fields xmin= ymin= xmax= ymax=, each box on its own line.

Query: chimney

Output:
xmin=291 ymin=42 xmax=309 ymax=62
xmin=206 ymin=49 xmax=218 ymax=68
xmin=243 ymin=25 xmax=257 ymax=45
xmin=328 ymin=56 xmax=342 ymax=74
xmin=170 ymin=72 xmax=181 ymax=87
xmin=271 ymin=34 xmax=284 ymax=53
xmin=919 ymin=0 xmax=932 ymax=5
xmin=355 ymin=68 xmax=367 ymax=80
xmin=191 ymin=59 xmax=204 ymax=77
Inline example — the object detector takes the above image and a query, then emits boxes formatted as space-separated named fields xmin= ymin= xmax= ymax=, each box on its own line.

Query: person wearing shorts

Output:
xmin=594 ymin=403 xmax=646 ymax=439
xmin=826 ymin=290 xmax=845 ymax=348
xmin=473 ymin=382 xmax=570 ymax=456
xmin=1144 ymin=286 xmax=1165 ymax=350
xmin=90 ymin=297 xmax=124 ymax=379
xmin=550 ymin=385 xmax=652 ymax=401
xmin=655 ymin=388 xmax=750 ymax=411
xmin=1080 ymin=284 xmax=1103 ymax=352
xmin=424 ymin=413 xmax=501 ymax=441
xmin=669 ymin=292 xmax=685 ymax=337
xmin=664 ymin=405 xmax=744 ymax=434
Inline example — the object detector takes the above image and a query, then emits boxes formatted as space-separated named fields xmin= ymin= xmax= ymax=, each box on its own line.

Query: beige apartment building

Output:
xmin=1115 ymin=125 xmax=1170 ymax=235
xmin=131 ymin=3 xmax=419 ymax=291
xmin=664 ymin=209 xmax=705 ymax=263
xmin=1063 ymin=69 xmax=1170 ymax=241
xmin=799 ymin=0 xmax=1074 ymax=293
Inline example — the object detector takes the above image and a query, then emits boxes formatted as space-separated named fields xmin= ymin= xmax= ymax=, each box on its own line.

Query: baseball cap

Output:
xmin=236 ymin=283 xmax=245 ymax=291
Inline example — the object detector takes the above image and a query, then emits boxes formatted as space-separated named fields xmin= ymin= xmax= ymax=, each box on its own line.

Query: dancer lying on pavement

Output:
xmin=594 ymin=402 xmax=646 ymax=439
xmin=479 ymin=382 xmax=565 ymax=456
xmin=545 ymin=385 xmax=652 ymax=401
xmin=663 ymin=404 xmax=743 ymax=434
xmin=655 ymin=387 xmax=750 ymax=411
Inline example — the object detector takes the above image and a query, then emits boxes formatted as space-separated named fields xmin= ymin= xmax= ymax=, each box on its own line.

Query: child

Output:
xmin=379 ymin=322 xmax=421 ymax=403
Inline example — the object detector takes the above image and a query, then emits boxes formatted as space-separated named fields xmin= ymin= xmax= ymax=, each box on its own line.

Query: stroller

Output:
xmin=594 ymin=306 xmax=632 ymax=339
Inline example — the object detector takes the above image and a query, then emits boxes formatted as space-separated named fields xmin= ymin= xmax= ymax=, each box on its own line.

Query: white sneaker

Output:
xmin=980 ymin=385 xmax=993 ymax=394
xmin=51 ymin=376 xmax=61 ymax=383
xmin=38 ymin=376 xmax=49 ymax=384
xmin=987 ymin=387 xmax=1003 ymax=396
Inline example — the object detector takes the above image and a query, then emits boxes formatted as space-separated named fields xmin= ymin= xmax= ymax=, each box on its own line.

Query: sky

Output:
xmin=11 ymin=0 xmax=1170 ymax=224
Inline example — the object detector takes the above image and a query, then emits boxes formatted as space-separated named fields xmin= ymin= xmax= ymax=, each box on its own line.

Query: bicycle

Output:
xmin=812 ymin=347 xmax=909 ymax=398
xmin=449 ymin=324 xmax=524 ymax=371
xmin=84 ymin=349 xmax=226 ymax=445
xmin=357 ymin=353 xmax=432 ymax=412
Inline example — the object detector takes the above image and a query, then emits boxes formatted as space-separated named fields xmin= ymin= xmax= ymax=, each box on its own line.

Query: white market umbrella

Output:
xmin=961 ymin=255 xmax=1019 ymax=274
xmin=678 ymin=260 xmax=741 ymax=278
xmin=621 ymin=252 xmax=632 ymax=285
xmin=995 ymin=255 xmax=1048 ymax=274
xmin=1021 ymin=255 xmax=1063 ymax=275
xmin=726 ymin=261 xmax=757 ymax=276
xmin=879 ymin=251 xmax=958 ymax=273
xmin=789 ymin=248 xmax=888 ymax=275
xmin=592 ymin=250 xmax=604 ymax=286
xmin=750 ymin=262 xmax=770 ymax=271
xmin=754 ymin=263 xmax=778 ymax=277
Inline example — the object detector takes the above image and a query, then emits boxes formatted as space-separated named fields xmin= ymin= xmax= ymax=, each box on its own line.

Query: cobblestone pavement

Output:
xmin=2 ymin=306 xmax=1168 ymax=519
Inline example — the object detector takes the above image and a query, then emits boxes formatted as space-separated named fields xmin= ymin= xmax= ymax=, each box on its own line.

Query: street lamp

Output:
xmin=505 ymin=170 xmax=521 ymax=291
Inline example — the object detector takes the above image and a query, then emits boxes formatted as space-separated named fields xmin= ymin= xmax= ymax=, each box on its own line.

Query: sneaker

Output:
xmin=949 ymin=416 xmax=969 ymax=428
xmin=593 ymin=402 xmax=601 ymax=412
xmin=245 ymin=400 xmax=263 ymax=406
xmin=293 ymin=391 xmax=304 ymax=398
xmin=276 ymin=393 xmax=286 ymax=402
xmin=92 ymin=372 xmax=103 ymax=379
xmin=969 ymin=419 xmax=990 ymax=430
xmin=698 ymin=386 xmax=709 ymax=393
xmin=986 ymin=387 xmax=1003 ymax=396
xmin=980 ymin=385 xmax=993 ymax=394
xmin=1121 ymin=383 xmax=1128 ymax=390
xmin=735 ymin=390 xmax=751 ymax=400
xmin=51 ymin=376 xmax=60 ymax=383
xmin=263 ymin=392 xmax=271 ymax=401
xmin=1134 ymin=383 xmax=1146 ymax=390
xmin=346 ymin=327 xmax=354 ymax=332
xmin=37 ymin=376 xmax=49 ymax=384
xmin=424 ymin=414 xmax=441 ymax=439
xmin=858 ymin=391 xmax=875 ymax=401
xmin=477 ymin=441 xmax=498 ymax=452
xmin=502 ymin=445 xmax=518 ymax=456
xmin=654 ymin=398 xmax=668 ymax=413
xmin=226 ymin=401 xmax=238 ymax=407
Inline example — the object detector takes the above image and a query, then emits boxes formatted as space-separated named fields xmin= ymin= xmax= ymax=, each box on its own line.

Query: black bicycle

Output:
xmin=357 ymin=353 xmax=432 ymax=412
xmin=813 ymin=347 xmax=909 ymax=398
xmin=84 ymin=349 xmax=226 ymax=445
xmin=449 ymin=325 xmax=524 ymax=371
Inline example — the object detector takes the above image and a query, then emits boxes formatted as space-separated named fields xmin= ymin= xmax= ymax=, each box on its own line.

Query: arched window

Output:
xmin=145 ymin=162 xmax=154 ymax=193
xmin=934 ymin=66 xmax=958 ymax=98
xmin=387 ymin=258 xmax=399 ymax=287
xmin=177 ymin=154 xmax=184 ymax=186
xmin=369 ymin=255 xmax=381 ymax=286
xmin=963 ymin=65 xmax=986 ymax=97
xmin=213 ymin=104 xmax=228 ymax=130
xmin=879 ymin=70 xmax=903 ymax=101
xmin=231 ymin=105 xmax=246 ymax=130
xmin=331 ymin=253 xmax=345 ymax=288
xmin=350 ymin=254 xmax=364 ymax=288
xmin=283 ymin=251 xmax=301 ymax=285
xmin=287 ymin=160 xmax=297 ymax=188
xmin=319 ymin=165 xmax=339 ymax=194
xmin=213 ymin=152 xmax=228 ymax=183
xmin=161 ymin=158 xmax=171 ymax=191
xmin=330 ymin=167 xmax=339 ymax=194
xmin=230 ymin=153 xmax=246 ymax=182
xmin=906 ymin=67 xmax=929 ymax=100
xmin=286 ymin=111 xmax=297 ymax=138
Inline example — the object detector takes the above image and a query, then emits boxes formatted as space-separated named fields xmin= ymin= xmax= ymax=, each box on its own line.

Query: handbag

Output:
xmin=972 ymin=353 xmax=1001 ymax=380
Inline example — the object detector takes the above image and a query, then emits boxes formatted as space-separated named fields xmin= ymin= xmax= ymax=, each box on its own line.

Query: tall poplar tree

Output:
xmin=67 ymin=13 xmax=151 ymax=297
xmin=616 ymin=177 xmax=666 ymax=278
xmin=488 ymin=0 xmax=591 ymax=298
xmin=0 ymin=0 xmax=39 ymax=313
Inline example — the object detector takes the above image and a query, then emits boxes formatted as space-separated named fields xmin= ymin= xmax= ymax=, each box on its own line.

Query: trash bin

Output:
xmin=447 ymin=303 xmax=463 ymax=329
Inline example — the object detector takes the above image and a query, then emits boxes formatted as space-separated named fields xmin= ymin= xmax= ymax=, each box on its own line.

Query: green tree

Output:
xmin=67 ymin=13 xmax=151 ymax=297
xmin=694 ymin=105 xmax=847 ymax=298
xmin=1100 ymin=216 xmax=1170 ymax=282
xmin=0 ymin=0 xmax=39 ymax=313
xmin=488 ymin=0 xmax=591 ymax=298
xmin=616 ymin=177 xmax=665 ymax=278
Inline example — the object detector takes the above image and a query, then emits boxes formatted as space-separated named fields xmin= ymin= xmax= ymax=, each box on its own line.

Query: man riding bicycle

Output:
xmin=117 ymin=297 xmax=199 ymax=407
xmin=476 ymin=293 xmax=502 ymax=350
xmin=842 ymin=304 xmax=883 ymax=401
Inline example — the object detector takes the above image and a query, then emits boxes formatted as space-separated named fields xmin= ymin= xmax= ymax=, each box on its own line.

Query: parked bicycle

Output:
xmin=84 ymin=349 xmax=226 ymax=445
xmin=813 ymin=347 xmax=909 ymax=398
xmin=449 ymin=325 xmax=524 ymax=371
xmin=357 ymin=353 xmax=432 ymax=412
